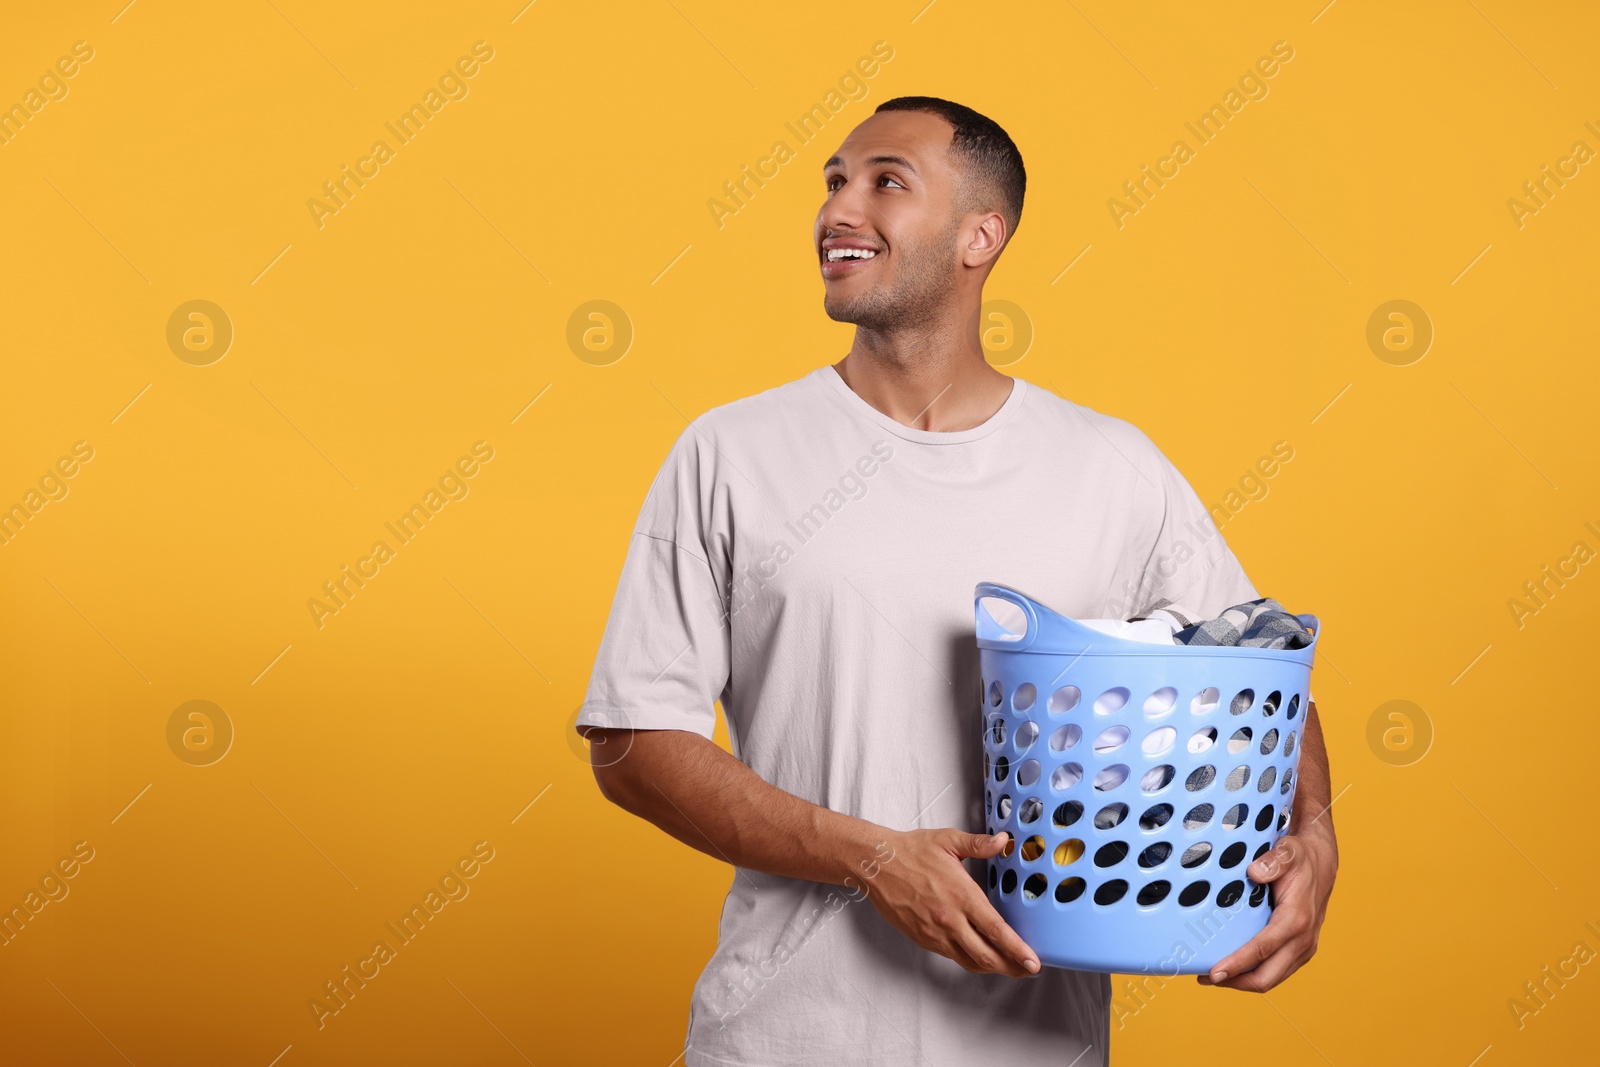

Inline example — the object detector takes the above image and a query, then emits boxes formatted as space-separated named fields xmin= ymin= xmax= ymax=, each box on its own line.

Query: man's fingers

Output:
xmin=1203 ymin=900 xmax=1311 ymax=985
xmin=1207 ymin=941 xmax=1307 ymax=992
xmin=946 ymin=829 xmax=1008 ymax=859
xmin=951 ymin=920 xmax=1020 ymax=975
xmin=967 ymin=896 xmax=1040 ymax=974
xmin=1248 ymin=836 xmax=1301 ymax=883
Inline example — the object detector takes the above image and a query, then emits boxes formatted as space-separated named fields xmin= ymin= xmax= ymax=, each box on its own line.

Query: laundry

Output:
xmin=1075 ymin=597 xmax=1312 ymax=649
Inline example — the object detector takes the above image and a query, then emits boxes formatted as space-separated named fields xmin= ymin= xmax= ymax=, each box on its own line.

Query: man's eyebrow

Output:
xmin=822 ymin=153 xmax=919 ymax=175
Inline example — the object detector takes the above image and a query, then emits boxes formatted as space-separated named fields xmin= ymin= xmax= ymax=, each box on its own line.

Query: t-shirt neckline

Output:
xmin=817 ymin=362 xmax=1030 ymax=444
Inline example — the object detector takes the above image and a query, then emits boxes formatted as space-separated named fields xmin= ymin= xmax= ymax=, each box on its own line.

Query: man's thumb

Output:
xmin=953 ymin=830 xmax=1008 ymax=858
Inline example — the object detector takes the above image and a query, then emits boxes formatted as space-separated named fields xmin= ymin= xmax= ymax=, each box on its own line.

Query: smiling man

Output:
xmin=578 ymin=96 xmax=1338 ymax=1066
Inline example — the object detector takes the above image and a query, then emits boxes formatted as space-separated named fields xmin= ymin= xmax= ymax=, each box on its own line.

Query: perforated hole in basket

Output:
xmin=994 ymin=755 xmax=1010 ymax=782
xmin=1020 ymin=835 xmax=1046 ymax=861
xmin=1224 ymin=765 xmax=1251 ymax=791
xmin=1141 ymin=765 xmax=1175 ymax=793
xmin=1257 ymin=766 xmax=1278 ymax=793
xmin=1255 ymin=804 xmax=1276 ymax=832
xmin=1055 ymin=877 xmax=1086 ymax=903
xmin=1284 ymin=730 xmax=1297 ymax=758
xmin=1052 ymin=800 xmax=1083 ymax=828
xmin=1280 ymin=768 xmax=1295 ymax=795
xmin=1136 ymin=880 xmax=1172 ymax=906
xmin=1191 ymin=687 xmax=1220 ymax=715
xmin=1019 ymin=797 xmax=1043 ymax=825
xmin=1016 ymin=759 xmax=1041 ymax=788
xmin=1013 ymin=682 xmax=1037 ymax=713
xmin=1230 ymin=689 xmax=1255 ymax=716
xmin=1138 ymin=842 xmax=1171 ymax=868
xmin=1054 ymin=839 xmax=1085 ymax=866
xmin=1219 ymin=841 xmax=1248 ymax=868
xmin=1094 ymin=726 xmax=1130 ymax=754
xmin=1139 ymin=803 xmax=1173 ymax=830
xmin=1180 ymin=842 xmax=1212 ymax=868
xmin=990 ymin=681 xmax=1003 ymax=708
xmin=1287 ymin=693 xmax=1301 ymax=720
xmin=1094 ymin=687 xmax=1130 ymax=715
xmin=1052 ymin=763 xmax=1083 ymax=791
xmin=1094 ymin=764 xmax=1130 ymax=791
xmin=1023 ymin=873 xmax=1049 ymax=900
xmin=1049 ymin=686 xmax=1081 ymax=715
xmin=997 ymin=794 xmax=1013 ymax=821
xmin=1001 ymin=869 xmax=1017 ymax=894
xmin=1093 ymin=842 xmax=1128 ymax=868
xmin=1186 ymin=765 xmax=1216 ymax=792
xmin=1259 ymin=728 xmax=1279 ymax=755
xmin=1014 ymin=720 xmax=1039 ymax=755
xmin=1094 ymin=880 xmax=1129 ymax=905
xmin=1050 ymin=723 xmax=1082 ymax=752
xmin=1228 ymin=727 xmax=1253 ymax=754
xmin=1094 ymin=802 xmax=1129 ymax=830
xmin=1142 ymin=726 xmax=1177 ymax=757
xmin=989 ymin=715 xmax=1007 ymax=748
xmin=1222 ymin=803 xmax=1248 ymax=830
xmin=1144 ymin=687 xmax=1178 ymax=718
xmin=1263 ymin=690 xmax=1281 ymax=717
xmin=1182 ymin=803 xmax=1214 ymax=830
xmin=1178 ymin=881 xmax=1210 ymax=907
xmin=1189 ymin=726 xmax=1217 ymax=754
xmin=1216 ymin=880 xmax=1245 ymax=907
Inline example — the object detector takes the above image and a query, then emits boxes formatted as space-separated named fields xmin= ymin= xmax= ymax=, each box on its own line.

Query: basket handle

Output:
xmin=1297 ymin=614 xmax=1321 ymax=644
xmin=975 ymin=583 xmax=1041 ymax=651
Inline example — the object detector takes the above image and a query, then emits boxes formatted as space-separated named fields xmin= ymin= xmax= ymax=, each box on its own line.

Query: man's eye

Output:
xmin=880 ymin=175 xmax=904 ymax=188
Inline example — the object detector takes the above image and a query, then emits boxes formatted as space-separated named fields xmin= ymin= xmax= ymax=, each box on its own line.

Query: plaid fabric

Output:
xmin=1136 ymin=597 xmax=1312 ymax=650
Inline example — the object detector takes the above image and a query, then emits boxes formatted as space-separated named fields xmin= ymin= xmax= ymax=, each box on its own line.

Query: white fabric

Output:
xmin=577 ymin=364 xmax=1259 ymax=1067
xmin=1074 ymin=615 xmax=1181 ymax=644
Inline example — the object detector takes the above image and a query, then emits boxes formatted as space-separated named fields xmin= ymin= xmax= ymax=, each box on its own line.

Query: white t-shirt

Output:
xmin=577 ymin=364 xmax=1258 ymax=1067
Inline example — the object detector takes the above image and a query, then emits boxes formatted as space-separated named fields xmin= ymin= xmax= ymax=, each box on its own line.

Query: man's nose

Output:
xmin=819 ymin=177 xmax=870 ymax=232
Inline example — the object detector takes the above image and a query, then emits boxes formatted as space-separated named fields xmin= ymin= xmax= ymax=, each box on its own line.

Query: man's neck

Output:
xmin=833 ymin=325 xmax=1015 ymax=433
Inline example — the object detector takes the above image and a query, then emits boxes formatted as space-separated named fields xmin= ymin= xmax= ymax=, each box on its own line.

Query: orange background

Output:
xmin=2 ymin=1 xmax=1598 ymax=1064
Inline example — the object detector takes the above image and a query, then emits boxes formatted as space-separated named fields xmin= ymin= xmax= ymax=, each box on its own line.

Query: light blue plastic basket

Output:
xmin=974 ymin=582 xmax=1320 ymax=975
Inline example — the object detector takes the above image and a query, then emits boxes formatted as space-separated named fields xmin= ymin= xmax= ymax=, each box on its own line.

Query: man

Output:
xmin=578 ymin=96 xmax=1338 ymax=1065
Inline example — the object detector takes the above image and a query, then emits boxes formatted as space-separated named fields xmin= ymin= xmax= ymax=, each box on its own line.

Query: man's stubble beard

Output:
xmin=824 ymin=218 xmax=961 ymax=333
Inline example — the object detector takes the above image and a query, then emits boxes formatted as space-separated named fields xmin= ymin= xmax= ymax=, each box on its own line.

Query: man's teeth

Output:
xmin=826 ymin=248 xmax=878 ymax=261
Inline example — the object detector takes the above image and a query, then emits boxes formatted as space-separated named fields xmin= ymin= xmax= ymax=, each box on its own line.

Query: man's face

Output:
xmin=815 ymin=111 xmax=965 ymax=330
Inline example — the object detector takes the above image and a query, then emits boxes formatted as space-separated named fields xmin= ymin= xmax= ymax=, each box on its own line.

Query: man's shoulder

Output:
xmin=684 ymin=366 xmax=830 ymax=438
xmin=1021 ymin=380 xmax=1164 ymax=467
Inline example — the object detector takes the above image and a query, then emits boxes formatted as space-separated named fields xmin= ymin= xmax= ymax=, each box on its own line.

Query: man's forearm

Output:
xmin=588 ymin=727 xmax=895 ymax=887
xmin=1286 ymin=700 xmax=1337 ymax=855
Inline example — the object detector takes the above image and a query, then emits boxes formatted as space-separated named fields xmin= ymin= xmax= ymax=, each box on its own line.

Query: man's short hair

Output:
xmin=874 ymin=95 xmax=1026 ymax=243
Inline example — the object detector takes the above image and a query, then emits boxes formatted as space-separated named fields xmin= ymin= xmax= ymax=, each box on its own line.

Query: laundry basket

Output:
xmin=974 ymin=582 xmax=1320 ymax=975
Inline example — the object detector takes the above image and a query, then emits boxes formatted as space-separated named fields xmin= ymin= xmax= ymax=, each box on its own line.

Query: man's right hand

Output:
xmin=862 ymin=828 xmax=1041 ymax=978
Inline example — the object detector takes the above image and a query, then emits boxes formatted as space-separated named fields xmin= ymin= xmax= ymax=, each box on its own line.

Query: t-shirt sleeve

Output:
xmin=575 ymin=423 xmax=731 ymax=742
xmin=1130 ymin=436 xmax=1260 ymax=622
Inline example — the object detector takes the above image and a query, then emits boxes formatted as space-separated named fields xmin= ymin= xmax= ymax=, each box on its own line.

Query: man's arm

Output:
xmin=587 ymin=726 xmax=1041 ymax=978
xmin=1200 ymin=698 xmax=1339 ymax=991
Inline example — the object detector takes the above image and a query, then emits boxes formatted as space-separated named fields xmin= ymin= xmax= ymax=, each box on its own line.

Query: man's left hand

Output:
xmin=1197 ymin=825 xmax=1338 ymax=992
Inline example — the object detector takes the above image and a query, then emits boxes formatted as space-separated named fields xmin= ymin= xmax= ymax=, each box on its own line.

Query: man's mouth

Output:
xmin=821 ymin=246 xmax=881 ymax=278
